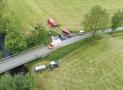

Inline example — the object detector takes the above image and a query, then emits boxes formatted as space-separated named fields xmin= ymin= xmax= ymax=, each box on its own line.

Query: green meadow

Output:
xmin=30 ymin=31 xmax=123 ymax=90
xmin=7 ymin=0 xmax=123 ymax=32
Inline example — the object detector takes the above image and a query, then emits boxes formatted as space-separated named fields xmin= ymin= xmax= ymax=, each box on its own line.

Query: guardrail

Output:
xmin=0 ymin=44 xmax=45 ymax=61
xmin=0 ymin=50 xmax=50 ymax=73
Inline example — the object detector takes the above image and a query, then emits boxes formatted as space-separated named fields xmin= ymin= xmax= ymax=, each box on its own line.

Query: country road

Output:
xmin=0 ymin=27 xmax=123 ymax=74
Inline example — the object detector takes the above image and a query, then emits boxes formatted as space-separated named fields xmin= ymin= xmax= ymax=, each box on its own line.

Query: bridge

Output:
xmin=0 ymin=27 xmax=123 ymax=74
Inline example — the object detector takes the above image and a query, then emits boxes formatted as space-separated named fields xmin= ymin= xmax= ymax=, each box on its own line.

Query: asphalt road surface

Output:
xmin=0 ymin=27 xmax=123 ymax=74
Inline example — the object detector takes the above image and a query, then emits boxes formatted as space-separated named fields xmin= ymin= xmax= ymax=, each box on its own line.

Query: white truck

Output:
xmin=34 ymin=65 xmax=46 ymax=72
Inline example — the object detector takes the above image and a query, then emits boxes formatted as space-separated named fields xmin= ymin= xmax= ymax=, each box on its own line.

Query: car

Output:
xmin=49 ymin=61 xmax=59 ymax=70
xmin=59 ymin=34 xmax=68 ymax=40
xmin=78 ymin=30 xmax=84 ymax=35
xmin=62 ymin=29 xmax=72 ymax=37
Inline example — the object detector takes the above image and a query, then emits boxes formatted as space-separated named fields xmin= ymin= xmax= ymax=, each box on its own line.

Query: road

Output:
xmin=0 ymin=27 xmax=123 ymax=74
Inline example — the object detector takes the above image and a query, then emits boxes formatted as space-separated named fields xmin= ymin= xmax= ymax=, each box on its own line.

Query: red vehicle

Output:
xmin=62 ymin=28 xmax=72 ymax=37
xmin=48 ymin=44 xmax=54 ymax=49
xmin=47 ymin=18 xmax=58 ymax=28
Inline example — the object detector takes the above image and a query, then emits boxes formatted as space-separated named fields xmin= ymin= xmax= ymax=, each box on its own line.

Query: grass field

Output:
xmin=7 ymin=0 xmax=123 ymax=32
xmin=30 ymin=31 xmax=123 ymax=90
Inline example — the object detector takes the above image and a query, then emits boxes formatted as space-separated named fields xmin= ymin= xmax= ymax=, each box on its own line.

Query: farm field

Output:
xmin=31 ymin=31 xmax=123 ymax=90
xmin=7 ymin=0 xmax=123 ymax=32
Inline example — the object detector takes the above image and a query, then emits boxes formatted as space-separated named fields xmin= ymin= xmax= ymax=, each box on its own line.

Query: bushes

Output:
xmin=0 ymin=74 xmax=39 ymax=90
xmin=5 ymin=23 xmax=51 ymax=54
xmin=112 ymin=10 xmax=123 ymax=30
xmin=5 ymin=23 xmax=27 ymax=54
xmin=26 ymin=25 xmax=50 ymax=47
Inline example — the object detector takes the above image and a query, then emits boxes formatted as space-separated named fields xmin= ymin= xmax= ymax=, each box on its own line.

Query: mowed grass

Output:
xmin=7 ymin=0 xmax=123 ymax=32
xmin=31 ymin=32 xmax=123 ymax=90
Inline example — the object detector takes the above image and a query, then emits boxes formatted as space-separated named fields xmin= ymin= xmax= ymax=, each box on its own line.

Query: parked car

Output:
xmin=34 ymin=65 xmax=47 ymax=72
xmin=59 ymin=34 xmax=68 ymax=40
xmin=49 ymin=61 xmax=59 ymax=70
xmin=62 ymin=28 xmax=72 ymax=37
xmin=78 ymin=30 xmax=85 ymax=35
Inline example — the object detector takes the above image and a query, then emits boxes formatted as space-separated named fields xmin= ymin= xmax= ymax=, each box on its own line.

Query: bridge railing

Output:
xmin=0 ymin=44 xmax=45 ymax=62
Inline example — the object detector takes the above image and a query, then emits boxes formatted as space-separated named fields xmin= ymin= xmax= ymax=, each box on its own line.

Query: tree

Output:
xmin=82 ymin=5 xmax=110 ymax=36
xmin=0 ymin=74 xmax=39 ymax=90
xmin=26 ymin=25 xmax=49 ymax=47
xmin=5 ymin=23 xmax=27 ymax=54
xmin=0 ymin=74 xmax=16 ymax=90
xmin=112 ymin=10 xmax=123 ymax=30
